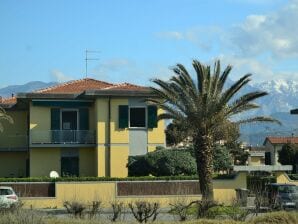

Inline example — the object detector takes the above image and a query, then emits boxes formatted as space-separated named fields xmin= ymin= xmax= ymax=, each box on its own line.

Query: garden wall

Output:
xmin=1 ymin=173 xmax=247 ymax=209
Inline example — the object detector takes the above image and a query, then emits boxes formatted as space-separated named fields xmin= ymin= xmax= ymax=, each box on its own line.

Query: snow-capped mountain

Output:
xmin=236 ymin=79 xmax=298 ymax=145
xmin=253 ymin=79 xmax=298 ymax=114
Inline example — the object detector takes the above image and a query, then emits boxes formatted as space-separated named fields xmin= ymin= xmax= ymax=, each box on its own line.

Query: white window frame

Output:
xmin=60 ymin=109 xmax=80 ymax=130
xmin=129 ymin=106 xmax=147 ymax=129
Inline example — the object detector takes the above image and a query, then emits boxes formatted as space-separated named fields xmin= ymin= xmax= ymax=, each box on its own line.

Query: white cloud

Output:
xmin=218 ymin=55 xmax=298 ymax=83
xmin=155 ymin=31 xmax=184 ymax=40
xmin=50 ymin=70 xmax=73 ymax=83
xmin=229 ymin=0 xmax=298 ymax=58
xmin=92 ymin=58 xmax=148 ymax=84
xmin=155 ymin=27 xmax=222 ymax=51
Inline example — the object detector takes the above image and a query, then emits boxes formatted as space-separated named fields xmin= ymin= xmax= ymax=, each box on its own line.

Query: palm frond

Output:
xmin=236 ymin=116 xmax=282 ymax=125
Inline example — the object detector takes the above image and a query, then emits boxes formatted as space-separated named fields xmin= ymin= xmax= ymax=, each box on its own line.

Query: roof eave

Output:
xmin=17 ymin=92 xmax=82 ymax=99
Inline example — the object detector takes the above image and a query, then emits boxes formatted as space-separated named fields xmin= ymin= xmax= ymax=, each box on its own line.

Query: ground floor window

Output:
xmin=61 ymin=156 xmax=79 ymax=177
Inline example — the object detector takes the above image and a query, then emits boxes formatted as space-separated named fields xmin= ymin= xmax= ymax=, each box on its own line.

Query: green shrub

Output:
xmin=288 ymin=174 xmax=298 ymax=180
xmin=127 ymin=155 xmax=151 ymax=176
xmin=213 ymin=145 xmax=233 ymax=172
xmin=251 ymin=211 xmax=298 ymax=224
xmin=128 ymin=148 xmax=197 ymax=176
xmin=146 ymin=149 xmax=197 ymax=176
xmin=247 ymin=175 xmax=276 ymax=194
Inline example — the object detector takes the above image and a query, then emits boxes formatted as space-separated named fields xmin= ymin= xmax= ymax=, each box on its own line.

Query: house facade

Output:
xmin=0 ymin=78 xmax=165 ymax=178
xmin=263 ymin=136 xmax=298 ymax=165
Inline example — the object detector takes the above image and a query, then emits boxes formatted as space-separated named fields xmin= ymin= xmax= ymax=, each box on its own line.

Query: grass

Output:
xmin=0 ymin=209 xmax=297 ymax=224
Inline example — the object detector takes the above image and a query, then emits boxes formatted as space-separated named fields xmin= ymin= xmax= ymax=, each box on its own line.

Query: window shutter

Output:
xmin=119 ymin=105 xmax=128 ymax=128
xmin=51 ymin=108 xmax=60 ymax=130
xmin=79 ymin=108 xmax=89 ymax=130
xmin=147 ymin=105 xmax=158 ymax=128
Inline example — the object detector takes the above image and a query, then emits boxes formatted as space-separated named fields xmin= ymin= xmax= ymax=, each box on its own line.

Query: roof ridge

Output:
xmin=34 ymin=78 xmax=114 ymax=93
xmin=101 ymin=82 xmax=147 ymax=90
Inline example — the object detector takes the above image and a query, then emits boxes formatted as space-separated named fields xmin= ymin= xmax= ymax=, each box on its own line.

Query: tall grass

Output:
xmin=0 ymin=209 xmax=297 ymax=224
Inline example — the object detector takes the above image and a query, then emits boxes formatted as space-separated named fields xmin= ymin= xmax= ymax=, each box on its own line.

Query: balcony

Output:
xmin=30 ymin=130 xmax=96 ymax=146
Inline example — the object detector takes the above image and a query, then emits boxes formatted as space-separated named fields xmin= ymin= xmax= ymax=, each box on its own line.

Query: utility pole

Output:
xmin=85 ymin=50 xmax=100 ymax=78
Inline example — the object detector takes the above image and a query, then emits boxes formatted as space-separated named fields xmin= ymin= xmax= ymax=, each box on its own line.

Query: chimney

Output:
xmin=11 ymin=93 xmax=14 ymax=97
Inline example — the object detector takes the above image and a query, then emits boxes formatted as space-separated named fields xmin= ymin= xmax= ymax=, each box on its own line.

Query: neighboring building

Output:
xmin=263 ymin=136 xmax=298 ymax=165
xmin=247 ymin=146 xmax=266 ymax=166
xmin=0 ymin=78 xmax=165 ymax=178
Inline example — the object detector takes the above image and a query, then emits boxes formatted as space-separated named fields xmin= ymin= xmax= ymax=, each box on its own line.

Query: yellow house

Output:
xmin=0 ymin=78 xmax=165 ymax=178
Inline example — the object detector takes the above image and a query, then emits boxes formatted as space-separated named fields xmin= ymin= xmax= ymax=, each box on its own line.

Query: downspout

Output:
xmin=107 ymin=97 xmax=111 ymax=177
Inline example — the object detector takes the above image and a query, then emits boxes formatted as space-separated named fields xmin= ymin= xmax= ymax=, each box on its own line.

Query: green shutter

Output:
xmin=119 ymin=105 xmax=128 ymax=129
xmin=51 ymin=108 xmax=60 ymax=130
xmin=147 ymin=105 xmax=158 ymax=129
xmin=79 ymin=108 xmax=89 ymax=130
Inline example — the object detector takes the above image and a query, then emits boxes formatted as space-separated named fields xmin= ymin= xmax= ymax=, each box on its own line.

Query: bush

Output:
xmin=128 ymin=148 xmax=197 ymax=176
xmin=63 ymin=201 xmax=86 ymax=218
xmin=128 ymin=201 xmax=160 ymax=223
xmin=128 ymin=155 xmax=151 ymax=176
xmin=213 ymin=145 xmax=233 ymax=172
xmin=247 ymin=175 xmax=276 ymax=195
xmin=146 ymin=149 xmax=197 ymax=176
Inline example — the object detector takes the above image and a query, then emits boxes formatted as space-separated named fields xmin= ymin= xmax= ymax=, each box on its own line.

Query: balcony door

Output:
xmin=61 ymin=110 xmax=78 ymax=143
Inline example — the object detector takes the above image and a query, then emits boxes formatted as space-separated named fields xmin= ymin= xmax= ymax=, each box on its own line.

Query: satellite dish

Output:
xmin=50 ymin=171 xmax=59 ymax=178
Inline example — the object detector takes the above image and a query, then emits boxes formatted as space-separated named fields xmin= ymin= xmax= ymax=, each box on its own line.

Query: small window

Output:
xmin=130 ymin=107 xmax=146 ymax=128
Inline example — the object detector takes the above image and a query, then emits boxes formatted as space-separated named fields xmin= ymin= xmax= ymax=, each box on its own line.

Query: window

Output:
xmin=0 ymin=189 xmax=13 ymax=195
xmin=130 ymin=107 xmax=146 ymax=128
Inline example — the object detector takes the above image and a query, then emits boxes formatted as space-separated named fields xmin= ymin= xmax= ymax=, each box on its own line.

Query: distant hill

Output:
xmin=0 ymin=81 xmax=57 ymax=98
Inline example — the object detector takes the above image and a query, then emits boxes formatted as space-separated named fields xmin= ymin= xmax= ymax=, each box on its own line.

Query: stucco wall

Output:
xmin=0 ymin=111 xmax=28 ymax=148
xmin=30 ymin=148 xmax=61 ymax=177
xmin=275 ymin=172 xmax=298 ymax=185
xmin=0 ymin=152 xmax=28 ymax=177
xmin=21 ymin=173 xmax=246 ymax=209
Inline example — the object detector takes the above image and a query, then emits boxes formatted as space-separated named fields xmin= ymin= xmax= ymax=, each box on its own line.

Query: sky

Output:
xmin=0 ymin=0 xmax=298 ymax=87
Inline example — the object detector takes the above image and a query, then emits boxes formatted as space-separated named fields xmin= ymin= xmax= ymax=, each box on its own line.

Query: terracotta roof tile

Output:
xmin=0 ymin=96 xmax=16 ymax=105
xmin=265 ymin=136 xmax=298 ymax=144
xmin=35 ymin=78 xmax=114 ymax=94
xmin=102 ymin=83 xmax=149 ymax=91
xmin=0 ymin=78 xmax=150 ymax=106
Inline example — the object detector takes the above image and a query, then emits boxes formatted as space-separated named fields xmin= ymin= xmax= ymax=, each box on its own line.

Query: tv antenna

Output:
xmin=85 ymin=49 xmax=100 ymax=78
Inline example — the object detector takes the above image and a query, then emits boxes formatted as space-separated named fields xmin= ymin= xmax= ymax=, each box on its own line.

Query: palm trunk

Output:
xmin=194 ymin=134 xmax=214 ymax=201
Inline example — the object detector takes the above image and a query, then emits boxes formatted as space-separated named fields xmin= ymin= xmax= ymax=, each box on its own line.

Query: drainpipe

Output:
xmin=107 ymin=97 xmax=111 ymax=177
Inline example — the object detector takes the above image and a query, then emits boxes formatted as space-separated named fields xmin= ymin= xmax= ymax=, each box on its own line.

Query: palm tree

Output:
xmin=0 ymin=107 xmax=13 ymax=132
xmin=149 ymin=59 xmax=279 ymax=201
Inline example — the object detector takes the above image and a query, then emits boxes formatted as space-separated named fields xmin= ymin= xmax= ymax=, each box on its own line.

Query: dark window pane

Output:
xmin=130 ymin=108 xmax=146 ymax=127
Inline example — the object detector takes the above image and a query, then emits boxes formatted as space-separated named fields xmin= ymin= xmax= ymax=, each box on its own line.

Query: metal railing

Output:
xmin=30 ymin=130 xmax=96 ymax=144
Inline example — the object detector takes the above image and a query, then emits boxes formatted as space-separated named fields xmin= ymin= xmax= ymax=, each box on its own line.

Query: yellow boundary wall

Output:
xmin=275 ymin=172 xmax=298 ymax=185
xmin=21 ymin=173 xmax=246 ymax=209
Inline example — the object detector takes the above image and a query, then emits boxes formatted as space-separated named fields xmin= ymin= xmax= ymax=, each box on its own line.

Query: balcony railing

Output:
xmin=30 ymin=130 xmax=96 ymax=145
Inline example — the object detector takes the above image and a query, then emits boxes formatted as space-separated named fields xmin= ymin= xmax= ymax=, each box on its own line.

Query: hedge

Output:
xmin=288 ymin=174 xmax=298 ymax=180
xmin=0 ymin=174 xmax=236 ymax=183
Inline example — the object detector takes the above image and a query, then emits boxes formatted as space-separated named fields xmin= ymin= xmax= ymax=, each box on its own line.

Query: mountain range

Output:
xmin=1 ymin=79 xmax=298 ymax=146
xmin=0 ymin=81 xmax=57 ymax=98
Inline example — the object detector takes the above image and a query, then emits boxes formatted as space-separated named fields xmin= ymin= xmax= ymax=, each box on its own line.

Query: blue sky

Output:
xmin=0 ymin=0 xmax=297 ymax=87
